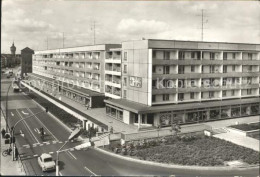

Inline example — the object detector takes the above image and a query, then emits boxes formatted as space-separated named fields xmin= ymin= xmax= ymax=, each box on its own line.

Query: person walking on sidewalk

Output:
xmin=1 ymin=128 xmax=6 ymax=138
xmin=14 ymin=144 xmax=19 ymax=160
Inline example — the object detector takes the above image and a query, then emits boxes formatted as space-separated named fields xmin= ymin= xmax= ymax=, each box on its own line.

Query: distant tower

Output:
xmin=10 ymin=41 xmax=16 ymax=56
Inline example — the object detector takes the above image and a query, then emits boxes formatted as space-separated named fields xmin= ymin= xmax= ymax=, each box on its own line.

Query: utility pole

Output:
xmin=46 ymin=37 xmax=48 ymax=50
xmin=198 ymin=9 xmax=208 ymax=41
xmin=201 ymin=9 xmax=204 ymax=41
xmin=62 ymin=32 xmax=65 ymax=48
xmin=91 ymin=20 xmax=96 ymax=45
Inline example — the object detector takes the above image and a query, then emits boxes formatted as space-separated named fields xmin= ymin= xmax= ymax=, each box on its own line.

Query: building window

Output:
xmin=163 ymin=94 xmax=170 ymax=101
xmin=231 ymin=90 xmax=235 ymax=96
xmin=124 ymin=52 xmax=127 ymax=61
xmin=222 ymin=90 xmax=226 ymax=97
xmin=232 ymin=53 xmax=236 ymax=59
xmin=223 ymin=65 xmax=227 ymax=73
xmin=232 ymin=65 xmax=236 ymax=71
xmin=223 ymin=52 xmax=227 ymax=60
xmin=123 ymin=77 xmax=127 ymax=86
xmin=201 ymin=92 xmax=204 ymax=98
xmin=152 ymin=50 xmax=157 ymax=58
xmin=248 ymin=65 xmax=252 ymax=72
xmin=152 ymin=80 xmax=156 ymax=88
xmin=152 ymin=66 xmax=156 ymax=73
xmin=123 ymin=90 xmax=127 ymax=98
xmin=209 ymin=91 xmax=214 ymax=98
xmin=163 ymin=66 xmax=170 ymax=74
xmin=191 ymin=52 xmax=195 ymax=59
xmin=164 ymin=51 xmax=170 ymax=60
xmin=191 ymin=79 xmax=195 ymax=87
xmin=210 ymin=65 xmax=215 ymax=73
xmin=123 ymin=65 xmax=127 ymax=73
xmin=178 ymin=93 xmax=184 ymax=101
xmin=178 ymin=51 xmax=185 ymax=60
xmin=202 ymin=66 xmax=204 ymax=73
xmin=247 ymin=89 xmax=252 ymax=95
xmin=248 ymin=53 xmax=252 ymax=60
xmin=210 ymin=53 xmax=215 ymax=60
xmin=152 ymin=95 xmax=156 ymax=102
xmin=191 ymin=66 xmax=195 ymax=72
xmin=190 ymin=92 xmax=195 ymax=99
xmin=178 ymin=65 xmax=185 ymax=74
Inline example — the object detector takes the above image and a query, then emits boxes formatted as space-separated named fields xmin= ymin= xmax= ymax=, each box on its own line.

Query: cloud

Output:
xmin=41 ymin=9 xmax=53 ymax=15
xmin=117 ymin=18 xmax=171 ymax=35
xmin=4 ymin=18 xmax=56 ymax=33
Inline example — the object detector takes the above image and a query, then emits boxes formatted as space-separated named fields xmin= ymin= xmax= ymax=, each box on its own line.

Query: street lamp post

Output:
xmin=10 ymin=109 xmax=48 ymax=161
xmin=5 ymin=83 xmax=13 ymax=133
xmin=56 ymin=128 xmax=81 ymax=176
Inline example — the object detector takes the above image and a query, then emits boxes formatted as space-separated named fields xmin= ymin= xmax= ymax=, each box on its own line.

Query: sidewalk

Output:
xmin=214 ymin=132 xmax=259 ymax=152
xmin=0 ymin=111 xmax=26 ymax=175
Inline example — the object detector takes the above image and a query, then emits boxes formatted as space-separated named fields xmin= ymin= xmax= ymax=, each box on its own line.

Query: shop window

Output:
xmin=210 ymin=109 xmax=220 ymax=120
xmin=231 ymin=107 xmax=240 ymax=117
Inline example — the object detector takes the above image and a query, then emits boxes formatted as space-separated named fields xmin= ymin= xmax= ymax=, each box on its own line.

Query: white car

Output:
xmin=38 ymin=153 xmax=56 ymax=172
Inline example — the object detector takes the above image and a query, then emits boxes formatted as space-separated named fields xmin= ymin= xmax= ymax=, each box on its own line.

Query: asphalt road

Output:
xmin=1 ymin=73 xmax=259 ymax=176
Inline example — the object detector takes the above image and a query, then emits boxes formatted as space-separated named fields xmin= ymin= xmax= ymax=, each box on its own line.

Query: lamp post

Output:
xmin=56 ymin=128 xmax=81 ymax=176
xmin=10 ymin=109 xmax=48 ymax=161
xmin=5 ymin=81 xmax=14 ymax=133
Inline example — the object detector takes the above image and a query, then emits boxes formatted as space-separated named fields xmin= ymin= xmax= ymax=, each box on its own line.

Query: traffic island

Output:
xmin=99 ymin=134 xmax=259 ymax=168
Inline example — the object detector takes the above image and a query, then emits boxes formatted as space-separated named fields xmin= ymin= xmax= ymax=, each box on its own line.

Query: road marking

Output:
xmin=58 ymin=141 xmax=63 ymax=143
xmin=23 ymin=144 xmax=30 ymax=147
xmin=84 ymin=166 xmax=97 ymax=176
xmin=26 ymin=108 xmax=59 ymax=141
xmin=33 ymin=154 xmax=38 ymax=157
xmin=16 ymin=109 xmax=40 ymax=144
xmin=20 ymin=130 xmax=25 ymax=137
xmin=11 ymin=112 xmax=14 ymax=116
xmin=49 ymin=152 xmax=54 ymax=154
xmin=36 ymin=128 xmax=40 ymax=134
xmin=67 ymin=151 xmax=77 ymax=160
xmin=21 ymin=111 xmax=29 ymax=115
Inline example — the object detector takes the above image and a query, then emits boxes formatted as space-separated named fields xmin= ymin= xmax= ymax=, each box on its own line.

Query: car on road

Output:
xmin=38 ymin=153 xmax=56 ymax=172
xmin=13 ymin=85 xmax=20 ymax=92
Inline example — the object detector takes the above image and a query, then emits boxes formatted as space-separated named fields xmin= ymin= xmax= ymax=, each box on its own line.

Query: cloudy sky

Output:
xmin=2 ymin=0 xmax=260 ymax=53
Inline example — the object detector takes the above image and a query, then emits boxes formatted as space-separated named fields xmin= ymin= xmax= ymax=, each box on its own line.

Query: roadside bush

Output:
xmin=134 ymin=136 xmax=259 ymax=166
xmin=230 ymin=123 xmax=260 ymax=131
xmin=27 ymin=92 xmax=79 ymax=127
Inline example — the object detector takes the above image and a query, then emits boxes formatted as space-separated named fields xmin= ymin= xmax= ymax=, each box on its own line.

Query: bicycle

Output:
xmin=2 ymin=147 xmax=12 ymax=157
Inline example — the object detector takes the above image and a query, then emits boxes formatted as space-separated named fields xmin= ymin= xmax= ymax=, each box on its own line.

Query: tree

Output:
xmin=170 ymin=120 xmax=181 ymax=137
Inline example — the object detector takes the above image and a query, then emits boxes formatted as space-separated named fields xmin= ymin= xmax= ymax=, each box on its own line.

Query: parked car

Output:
xmin=38 ymin=153 xmax=56 ymax=172
xmin=13 ymin=85 xmax=20 ymax=92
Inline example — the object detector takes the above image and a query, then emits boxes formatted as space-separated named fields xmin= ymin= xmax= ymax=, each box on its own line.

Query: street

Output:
xmin=1 ymin=73 xmax=259 ymax=176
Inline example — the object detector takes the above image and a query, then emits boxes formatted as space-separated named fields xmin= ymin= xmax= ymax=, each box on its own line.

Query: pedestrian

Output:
xmin=14 ymin=145 xmax=19 ymax=160
xmin=1 ymin=128 xmax=6 ymax=138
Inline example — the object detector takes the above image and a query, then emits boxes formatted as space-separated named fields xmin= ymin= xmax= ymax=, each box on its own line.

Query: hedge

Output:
xmin=230 ymin=122 xmax=260 ymax=131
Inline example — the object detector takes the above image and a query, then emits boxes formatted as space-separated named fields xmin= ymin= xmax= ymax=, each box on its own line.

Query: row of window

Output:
xmin=152 ymin=89 xmax=254 ymax=102
xmin=153 ymin=51 xmax=257 ymax=60
xmin=152 ymin=65 xmax=257 ymax=74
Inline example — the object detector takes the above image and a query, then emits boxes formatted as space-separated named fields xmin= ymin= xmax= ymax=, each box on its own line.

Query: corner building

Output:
xmin=105 ymin=39 xmax=260 ymax=129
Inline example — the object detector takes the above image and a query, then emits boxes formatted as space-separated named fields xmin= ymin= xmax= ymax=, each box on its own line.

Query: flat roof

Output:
xmin=28 ymin=73 xmax=104 ymax=97
xmin=105 ymin=97 xmax=260 ymax=114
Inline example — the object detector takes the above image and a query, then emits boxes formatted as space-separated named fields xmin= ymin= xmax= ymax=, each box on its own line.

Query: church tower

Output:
xmin=10 ymin=41 xmax=16 ymax=56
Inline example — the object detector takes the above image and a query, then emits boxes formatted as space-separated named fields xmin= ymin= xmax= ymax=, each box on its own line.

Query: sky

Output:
xmin=1 ymin=0 xmax=260 ymax=53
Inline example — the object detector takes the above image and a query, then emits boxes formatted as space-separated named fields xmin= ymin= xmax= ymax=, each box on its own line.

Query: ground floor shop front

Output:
xmin=105 ymin=98 xmax=260 ymax=129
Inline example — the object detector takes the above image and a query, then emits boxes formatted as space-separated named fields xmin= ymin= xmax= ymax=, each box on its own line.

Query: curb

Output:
xmin=94 ymin=147 xmax=260 ymax=171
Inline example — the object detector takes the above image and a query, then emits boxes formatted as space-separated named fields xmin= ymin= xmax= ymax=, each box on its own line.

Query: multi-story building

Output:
xmin=105 ymin=39 xmax=260 ymax=128
xmin=30 ymin=44 xmax=121 ymax=108
xmin=30 ymin=39 xmax=260 ymax=130
xmin=21 ymin=47 xmax=34 ymax=77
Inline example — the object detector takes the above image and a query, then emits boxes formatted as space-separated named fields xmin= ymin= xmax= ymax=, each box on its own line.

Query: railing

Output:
xmin=122 ymin=124 xmax=211 ymax=141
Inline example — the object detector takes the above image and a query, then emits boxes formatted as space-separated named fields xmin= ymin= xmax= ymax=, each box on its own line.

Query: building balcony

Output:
xmin=105 ymin=81 xmax=121 ymax=88
xmin=105 ymin=70 xmax=121 ymax=76
xmin=152 ymin=88 xmax=177 ymax=94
